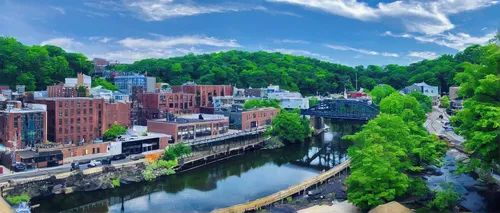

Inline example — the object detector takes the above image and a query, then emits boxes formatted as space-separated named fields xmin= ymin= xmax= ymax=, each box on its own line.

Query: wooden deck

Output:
xmin=213 ymin=159 xmax=351 ymax=213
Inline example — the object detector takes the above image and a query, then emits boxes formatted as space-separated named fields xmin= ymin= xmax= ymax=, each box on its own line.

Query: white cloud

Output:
xmin=264 ymin=48 xmax=336 ymax=62
xmin=118 ymin=35 xmax=242 ymax=49
xmin=123 ymin=0 xmax=260 ymax=21
xmin=77 ymin=9 xmax=109 ymax=18
xmin=481 ymin=27 xmax=488 ymax=31
xmin=50 ymin=6 xmax=65 ymax=15
xmin=408 ymin=51 xmax=439 ymax=60
xmin=325 ymin=44 xmax=399 ymax=57
xmin=40 ymin=37 xmax=83 ymax=51
xmin=268 ymin=0 xmax=498 ymax=34
xmin=89 ymin=36 xmax=113 ymax=43
xmin=383 ymin=30 xmax=496 ymax=50
xmin=92 ymin=47 xmax=222 ymax=63
xmin=275 ymin=39 xmax=310 ymax=44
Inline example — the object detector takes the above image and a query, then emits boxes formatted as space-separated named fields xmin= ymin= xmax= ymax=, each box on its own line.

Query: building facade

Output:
xmin=114 ymin=75 xmax=156 ymax=94
xmin=0 ymin=104 xmax=47 ymax=149
xmin=215 ymin=107 xmax=279 ymax=130
xmin=137 ymin=92 xmax=196 ymax=124
xmin=171 ymin=83 xmax=233 ymax=108
xmin=47 ymin=83 xmax=78 ymax=98
xmin=402 ymin=82 xmax=439 ymax=97
xmin=147 ymin=114 xmax=229 ymax=143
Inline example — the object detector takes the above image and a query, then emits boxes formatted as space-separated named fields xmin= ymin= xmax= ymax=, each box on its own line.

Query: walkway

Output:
xmin=213 ymin=159 xmax=351 ymax=213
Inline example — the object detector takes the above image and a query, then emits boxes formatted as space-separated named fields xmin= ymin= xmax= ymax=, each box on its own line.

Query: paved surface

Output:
xmin=298 ymin=202 xmax=359 ymax=213
xmin=0 ymin=197 xmax=14 ymax=213
xmin=425 ymin=106 xmax=465 ymax=144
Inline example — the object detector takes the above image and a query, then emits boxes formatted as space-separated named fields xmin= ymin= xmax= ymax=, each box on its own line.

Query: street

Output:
xmin=425 ymin=106 xmax=464 ymax=145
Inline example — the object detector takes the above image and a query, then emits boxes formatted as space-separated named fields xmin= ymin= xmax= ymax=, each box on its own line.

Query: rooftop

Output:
xmin=34 ymin=97 xmax=101 ymax=101
xmin=150 ymin=113 xmax=228 ymax=124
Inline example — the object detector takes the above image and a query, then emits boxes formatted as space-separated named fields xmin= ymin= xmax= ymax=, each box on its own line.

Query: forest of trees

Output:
xmin=0 ymin=37 xmax=93 ymax=91
xmin=0 ymin=36 xmax=494 ymax=96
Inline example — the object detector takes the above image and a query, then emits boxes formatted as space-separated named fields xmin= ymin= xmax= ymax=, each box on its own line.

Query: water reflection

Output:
xmin=33 ymin=120 xmax=359 ymax=213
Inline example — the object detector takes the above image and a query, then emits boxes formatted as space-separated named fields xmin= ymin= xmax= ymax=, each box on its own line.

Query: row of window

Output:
xmin=58 ymin=100 xmax=94 ymax=108
xmin=58 ymin=108 xmax=94 ymax=117
xmin=58 ymin=117 xmax=94 ymax=125
xmin=245 ymin=111 xmax=276 ymax=120
xmin=58 ymin=125 xmax=94 ymax=134
xmin=57 ymin=134 xmax=94 ymax=144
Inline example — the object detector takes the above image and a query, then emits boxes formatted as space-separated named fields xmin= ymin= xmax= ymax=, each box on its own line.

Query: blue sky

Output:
xmin=1 ymin=0 xmax=499 ymax=66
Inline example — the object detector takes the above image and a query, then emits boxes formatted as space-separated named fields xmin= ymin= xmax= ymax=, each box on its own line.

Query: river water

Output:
xmin=32 ymin=121 xmax=360 ymax=213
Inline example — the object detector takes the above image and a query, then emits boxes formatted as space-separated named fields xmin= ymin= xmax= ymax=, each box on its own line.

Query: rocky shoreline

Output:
xmin=268 ymin=171 xmax=350 ymax=213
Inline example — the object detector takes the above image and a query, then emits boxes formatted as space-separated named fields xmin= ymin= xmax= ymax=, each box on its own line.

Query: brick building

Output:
xmin=0 ymin=104 xmax=47 ymax=149
xmin=147 ymin=114 xmax=229 ymax=143
xmin=216 ymin=107 xmax=279 ymax=130
xmin=33 ymin=97 xmax=131 ymax=145
xmin=171 ymin=83 xmax=232 ymax=108
xmin=47 ymin=82 xmax=78 ymax=98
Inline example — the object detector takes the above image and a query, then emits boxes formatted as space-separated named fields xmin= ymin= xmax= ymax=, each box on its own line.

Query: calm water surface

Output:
xmin=32 ymin=121 xmax=360 ymax=213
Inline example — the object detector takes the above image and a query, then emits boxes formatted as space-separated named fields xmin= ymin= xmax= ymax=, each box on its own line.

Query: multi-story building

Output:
xmin=402 ymin=82 xmax=439 ymax=96
xmin=147 ymin=114 xmax=229 ymax=143
xmin=65 ymin=73 xmax=92 ymax=88
xmin=215 ymin=107 xmax=279 ymax=130
xmin=93 ymin=58 xmax=109 ymax=75
xmin=114 ymin=74 xmax=156 ymax=94
xmin=33 ymin=97 xmax=131 ymax=145
xmin=47 ymin=82 xmax=78 ymax=98
xmin=449 ymin=86 xmax=463 ymax=110
xmin=0 ymin=103 xmax=47 ymax=149
xmin=171 ymin=82 xmax=233 ymax=108
xmin=136 ymin=92 xmax=196 ymax=124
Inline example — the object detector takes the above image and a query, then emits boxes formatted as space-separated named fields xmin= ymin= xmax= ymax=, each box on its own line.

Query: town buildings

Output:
xmin=0 ymin=103 xmax=47 ymax=149
xmin=32 ymin=97 xmax=130 ymax=145
xmin=449 ymin=86 xmax=463 ymax=110
xmin=171 ymin=82 xmax=233 ymax=108
xmin=137 ymin=92 xmax=196 ymax=123
xmin=114 ymin=74 xmax=156 ymax=94
xmin=402 ymin=82 xmax=440 ymax=106
xmin=147 ymin=114 xmax=229 ymax=143
xmin=215 ymin=107 xmax=279 ymax=130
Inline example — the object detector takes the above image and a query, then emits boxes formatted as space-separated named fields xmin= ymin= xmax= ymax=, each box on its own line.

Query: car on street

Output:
xmin=437 ymin=134 xmax=451 ymax=142
xmin=100 ymin=158 xmax=112 ymax=165
xmin=443 ymin=126 xmax=454 ymax=131
xmin=129 ymin=154 xmax=145 ymax=161
xmin=12 ymin=163 xmax=26 ymax=172
xmin=112 ymin=154 xmax=126 ymax=161
xmin=70 ymin=162 xmax=80 ymax=171
xmin=87 ymin=160 xmax=102 ymax=168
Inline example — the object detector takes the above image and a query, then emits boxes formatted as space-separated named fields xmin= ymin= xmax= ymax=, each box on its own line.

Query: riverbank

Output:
xmin=269 ymin=171 xmax=352 ymax=213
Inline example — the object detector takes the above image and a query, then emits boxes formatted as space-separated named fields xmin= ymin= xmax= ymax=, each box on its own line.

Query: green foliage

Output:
xmin=379 ymin=93 xmax=426 ymax=125
xmin=5 ymin=194 xmax=30 ymax=205
xmin=162 ymin=143 xmax=192 ymax=161
xmin=270 ymin=110 xmax=310 ymax=143
xmin=286 ymin=196 xmax=293 ymax=203
xmin=112 ymin=178 xmax=120 ymax=187
xmin=407 ymin=178 xmax=430 ymax=197
xmin=92 ymin=78 xmax=118 ymax=91
xmin=243 ymin=99 xmax=280 ymax=109
xmin=428 ymin=183 xmax=460 ymax=211
xmin=408 ymin=92 xmax=432 ymax=113
xmin=142 ymin=169 xmax=155 ymax=181
xmin=0 ymin=37 xmax=92 ymax=90
xmin=309 ymin=97 xmax=319 ymax=107
xmin=370 ymin=85 xmax=397 ymax=104
xmin=103 ymin=124 xmax=127 ymax=141
xmin=440 ymin=96 xmax=450 ymax=108
xmin=452 ymin=44 xmax=500 ymax=164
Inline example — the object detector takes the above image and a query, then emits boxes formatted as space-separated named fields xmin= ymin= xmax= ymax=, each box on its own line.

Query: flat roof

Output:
xmin=0 ymin=109 xmax=46 ymax=113
xmin=150 ymin=117 xmax=228 ymax=124
xmin=34 ymin=97 xmax=100 ymax=100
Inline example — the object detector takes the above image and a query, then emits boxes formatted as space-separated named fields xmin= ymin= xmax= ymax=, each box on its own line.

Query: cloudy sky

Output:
xmin=1 ymin=0 xmax=498 ymax=66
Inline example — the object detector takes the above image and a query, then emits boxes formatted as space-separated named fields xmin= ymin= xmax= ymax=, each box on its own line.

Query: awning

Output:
xmin=38 ymin=150 xmax=63 ymax=157
xmin=17 ymin=150 xmax=36 ymax=159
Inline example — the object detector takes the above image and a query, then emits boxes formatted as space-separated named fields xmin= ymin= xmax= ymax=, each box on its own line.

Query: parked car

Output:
xmin=129 ymin=154 xmax=145 ymax=161
xmin=70 ymin=162 xmax=80 ymax=171
xmin=12 ymin=163 xmax=26 ymax=172
xmin=437 ymin=134 xmax=451 ymax=142
xmin=112 ymin=154 xmax=126 ymax=161
xmin=100 ymin=158 xmax=112 ymax=165
xmin=443 ymin=126 xmax=454 ymax=131
xmin=87 ymin=160 xmax=102 ymax=168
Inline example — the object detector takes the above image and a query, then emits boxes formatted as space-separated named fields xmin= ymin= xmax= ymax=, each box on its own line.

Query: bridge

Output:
xmin=301 ymin=99 xmax=379 ymax=121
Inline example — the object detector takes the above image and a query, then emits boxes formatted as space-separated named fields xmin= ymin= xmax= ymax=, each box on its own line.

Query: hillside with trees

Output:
xmin=0 ymin=37 xmax=93 ymax=91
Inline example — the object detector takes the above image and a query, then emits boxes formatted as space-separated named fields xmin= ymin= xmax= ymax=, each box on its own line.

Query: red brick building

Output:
xmin=239 ymin=108 xmax=280 ymax=130
xmin=136 ymin=92 xmax=197 ymax=125
xmin=171 ymin=84 xmax=232 ymax=108
xmin=47 ymin=83 xmax=78 ymax=98
xmin=33 ymin=97 xmax=131 ymax=145
xmin=147 ymin=114 xmax=229 ymax=143
xmin=0 ymin=104 xmax=47 ymax=149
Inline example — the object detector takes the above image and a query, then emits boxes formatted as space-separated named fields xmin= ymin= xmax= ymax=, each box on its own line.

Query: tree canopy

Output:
xmin=0 ymin=37 xmax=93 ymax=90
xmin=243 ymin=99 xmax=280 ymax=109
xmin=270 ymin=110 xmax=310 ymax=143
xmin=92 ymin=78 xmax=118 ymax=91
xmin=103 ymin=124 xmax=127 ymax=141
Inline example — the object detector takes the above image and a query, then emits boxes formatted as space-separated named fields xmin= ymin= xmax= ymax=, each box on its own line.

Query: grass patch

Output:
xmin=112 ymin=178 xmax=120 ymax=187
xmin=5 ymin=194 xmax=30 ymax=205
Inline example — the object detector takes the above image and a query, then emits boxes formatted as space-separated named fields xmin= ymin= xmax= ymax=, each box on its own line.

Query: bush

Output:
xmin=286 ymin=196 xmax=293 ymax=203
xmin=103 ymin=124 xmax=127 ymax=141
xmin=162 ymin=143 xmax=191 ymax=161
xmin=428 ymin=183 xmax=460 ymax=211
xmin=5 ymin=194 xmax=30 ymax=205
xmin=142 ymin=169 xmax=155 ymax=181
xmin=112 ymin=178 xmax=120 ymax=187
xmin=407 ymin=178 xmax=429 ymax=197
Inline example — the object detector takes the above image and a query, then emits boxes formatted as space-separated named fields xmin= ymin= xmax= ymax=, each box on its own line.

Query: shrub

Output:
xmin=112 ymin=178 xmax=120 ymax=187
xmin=286 ymin=196 xmax=293 ymax=203
xmin=142 ymin=169 xmax=155 ymax=181
xmin=428 ymin=183 xmax=460 ymax=211
xmin=408 ymin=178 xmax=430 ymax=197
xmin=5 ymin=194 xmax=30 ymax=205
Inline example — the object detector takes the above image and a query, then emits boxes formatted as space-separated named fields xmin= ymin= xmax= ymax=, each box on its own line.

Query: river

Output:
xmin=32 ymin=121 xmax=361 ymax=213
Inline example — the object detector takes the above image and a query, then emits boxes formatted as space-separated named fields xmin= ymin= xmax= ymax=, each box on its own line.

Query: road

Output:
xmin=425 ymin=106 xmax=464 ymax=145
xmin=0 ymin=158 xmax=133 ymax=182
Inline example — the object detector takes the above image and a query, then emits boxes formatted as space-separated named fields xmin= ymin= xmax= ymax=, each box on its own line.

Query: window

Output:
xmin=83 ymin=109 xmax=86 ymax=115
xmin=59 ymin=128 xmax=62 ymax=134
xmin=83 ymin=126 xmax=86 ymax=132
xmin=89 ymin=108 xmax=93 ymax=114
xmin=97 ymin=147 xmax=100 ymax=153
xmin=59 ymin=119 xmax=62 ymax=125
xmin=59 ymin=102 xmax=63 ymax=107
xmin=65 ymin=118 xmax=68 ymax=124
xmin=83 ymin=117 xmax=87 ymax=123
xmin=64 ymin=109 xmax=68 ymax=116
xmin=77 ymin=100 xmax=80 ymax=107
xmin=65 ymin=128 xmax=68 ymax=134
xmin=13 ymin=116 xmax=18 ymax=128
xmin=70 ymin=109 xmax=74 ymax=115
xmin=59 ymin=110 xmax=62 ymax=116
xmin=77 ymin=118 xmax=80 ymax=124
xmin=77 ymin=109 xmax=80 ymax=115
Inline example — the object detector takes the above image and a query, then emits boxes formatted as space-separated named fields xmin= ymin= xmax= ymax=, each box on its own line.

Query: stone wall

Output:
xmin=4 ymin=161 xmax=146 ymax=198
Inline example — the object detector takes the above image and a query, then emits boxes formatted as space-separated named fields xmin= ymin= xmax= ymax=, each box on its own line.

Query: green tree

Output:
xmin=440 ymin=96 xmax=450 ymax=108
xmin=408 ymin=91 xmax=432 ymax=113
xmin=379 ymin=93 xmax=426 ymax=125
xmin=16 ymin=73 xmax=36 ymax=91
xmin=452 ymin=44 xmax=500 ymax=164
xmin=370 ymin=85 xmax=397 ymax=104
xmin=103 ymin=124 xmax=127 ymax=141
xmin=243 ymin=99 xmax=280 ymax=109
xmin=270 ymin=110 xmax=309 ymax=143
xmin=309 ymin=97 xmax=319 ymax=107
xmin=92 ymin=78 xmax=118 ymax=91
xmin=428 ymin=183 xmax=460 ymax=211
